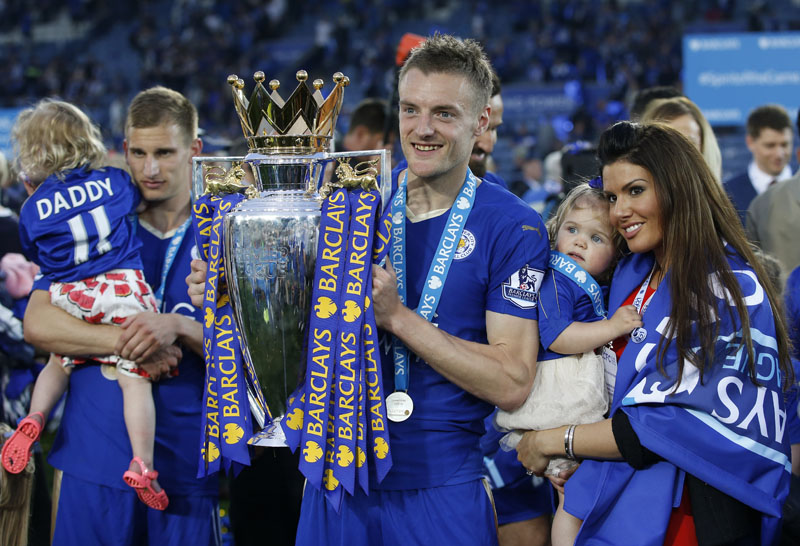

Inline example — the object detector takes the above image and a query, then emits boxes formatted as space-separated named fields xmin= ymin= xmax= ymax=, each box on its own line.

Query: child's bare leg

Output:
xmin=28 ymin=353 xmax=71 ymax=425
xmin=551 ymin=490 xmax=582 ymax=546
xmin=117 ymin=372 xmax=161 ymax=493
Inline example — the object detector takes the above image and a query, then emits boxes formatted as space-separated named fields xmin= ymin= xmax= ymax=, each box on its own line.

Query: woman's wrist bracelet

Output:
xmin=564 ymin=424 xmax=577 ymax=460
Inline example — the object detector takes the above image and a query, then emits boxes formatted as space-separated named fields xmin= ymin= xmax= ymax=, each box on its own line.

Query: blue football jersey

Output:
xmin=19 ymin=166 xmax=143 ymax=282
xmin=537 ymin=269 xmax=608 ymax=361
xmin=375 ymin=170 xmax=550 ymax=490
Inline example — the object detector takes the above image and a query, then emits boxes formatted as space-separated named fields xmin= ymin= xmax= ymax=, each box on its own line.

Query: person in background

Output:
xmin=724 ymin=104 xmax=793 ymax=224
xmin=469 ymin=71 xmax=508 ymax=189
xmin=628 ymin=85 xmax=682 ymax=122
xmin=746 ymin=109 xmax=800 ymax=284
xmin=640 ymin=96 xmax=722 ymax=182
xmin=340 ymin=98 xmax=396 ymax=156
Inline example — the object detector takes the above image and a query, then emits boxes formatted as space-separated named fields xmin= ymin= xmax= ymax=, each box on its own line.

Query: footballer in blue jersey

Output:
xmin=297 ymin=36 xmax=549 ymax=545
xmin=375 ymin=176 xmax=549 ymax=490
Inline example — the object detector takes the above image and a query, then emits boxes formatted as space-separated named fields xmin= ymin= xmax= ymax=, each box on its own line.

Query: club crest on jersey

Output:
xmin=453 ymin=229 xmax=476 ymax=260
xmin=502 ymin=264 xmax=544 ymax=309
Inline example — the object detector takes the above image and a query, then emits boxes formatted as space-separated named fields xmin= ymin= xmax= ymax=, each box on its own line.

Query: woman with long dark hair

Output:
xmin=517 ymin=121 xmax=793 ymax=545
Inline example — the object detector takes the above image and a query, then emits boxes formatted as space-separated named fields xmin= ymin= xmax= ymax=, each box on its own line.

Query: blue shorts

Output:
xmin=484 ymin=449 xmax=554 ymax=525
xmin=492 ymin=476 xmax=554 ymax=525
xmin=296 ymin=479 xmax=499 ymax=546
xmin=53 ymin=472 xmax=221 ymax=546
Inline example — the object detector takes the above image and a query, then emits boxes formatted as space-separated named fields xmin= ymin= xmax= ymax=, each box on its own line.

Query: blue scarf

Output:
xmin=567 ymin=249 xmax=791 ymax=545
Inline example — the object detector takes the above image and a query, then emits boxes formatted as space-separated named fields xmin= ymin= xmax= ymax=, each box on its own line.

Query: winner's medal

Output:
xmin=386 ymin=391 xmax=414 ymax=422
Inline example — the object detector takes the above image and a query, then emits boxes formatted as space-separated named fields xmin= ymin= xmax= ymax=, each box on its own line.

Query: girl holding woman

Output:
xmin=516 ymin=121 xmax=792 ymax=545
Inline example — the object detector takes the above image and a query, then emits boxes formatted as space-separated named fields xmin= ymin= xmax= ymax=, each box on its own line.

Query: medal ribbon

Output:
xmin=629 ymin=265 xmax=657 ymax=343
xmin=133 ymin=216 xmax=191 ymax=312
xmin=632 ymin=265 xmax=656 ymax=316
xmin=193 ymin=193 xmax=254 ymax=477
xmin=390 ymin=169 xmax=478 ymax=392
xmin=549 ymin=251 xmax=606 ymax=317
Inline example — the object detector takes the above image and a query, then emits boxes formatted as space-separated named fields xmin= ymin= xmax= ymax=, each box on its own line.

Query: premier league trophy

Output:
xmin=193 ymin=69 xmax=393 ymax=497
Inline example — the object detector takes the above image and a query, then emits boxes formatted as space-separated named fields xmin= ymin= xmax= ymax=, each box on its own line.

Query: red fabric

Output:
xmin=664 ymin=483 xmax=697 ymax=546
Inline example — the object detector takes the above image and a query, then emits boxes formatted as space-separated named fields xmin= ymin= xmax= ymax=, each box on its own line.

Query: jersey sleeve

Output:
xmin=537 ymin=270 xmax=578 ymax=351
xmin=486 ymin=208 xmax=550 ymax=319
xmin=17 ymin=204 xmax=40 ymax=266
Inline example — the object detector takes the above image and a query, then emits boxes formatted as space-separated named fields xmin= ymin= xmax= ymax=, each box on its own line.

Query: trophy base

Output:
xmin=247 ymin=416 xmax=288 ymax=447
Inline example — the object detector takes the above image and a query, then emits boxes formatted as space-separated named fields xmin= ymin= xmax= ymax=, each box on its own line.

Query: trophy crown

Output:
xmin=228 ymin=69 xmax=348 ymax=154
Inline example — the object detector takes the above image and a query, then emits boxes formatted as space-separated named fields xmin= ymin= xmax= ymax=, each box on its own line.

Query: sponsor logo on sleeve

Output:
xmin=502 ymin=264 xmax=544 ymax=309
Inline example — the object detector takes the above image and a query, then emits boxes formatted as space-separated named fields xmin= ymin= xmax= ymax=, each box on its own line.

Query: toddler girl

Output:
xmin=0 ymin=99 xmax=168 ymax=510
xmin=496 ymin=182 xmax=640 ymax=544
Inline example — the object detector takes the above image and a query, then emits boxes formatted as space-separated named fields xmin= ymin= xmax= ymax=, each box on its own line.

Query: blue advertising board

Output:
xmin=0 ymin=108 xmax=23 ymax=159
xmin=683 ymin=33 xmax=800 ymax=126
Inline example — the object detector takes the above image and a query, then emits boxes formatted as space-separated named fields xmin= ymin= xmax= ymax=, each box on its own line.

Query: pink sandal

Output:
xmin=2 ymin=412 xmax=43 ymax=474
xmin=122 ymin=456 xmax=169 ymax=510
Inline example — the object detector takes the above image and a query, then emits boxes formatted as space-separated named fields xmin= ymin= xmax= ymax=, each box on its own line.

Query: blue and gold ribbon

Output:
xmin=194 ymin=177 xmax=393 ymax=498
xmin=193 ymin=193 xmax=255 ymax=476
xmin=293 ymin=188 xmax=350 ymax=492
xmin=330 ymin=190 xmax=379 ymax=498
xmin=280 ymin=185 xmax=393 ymax=509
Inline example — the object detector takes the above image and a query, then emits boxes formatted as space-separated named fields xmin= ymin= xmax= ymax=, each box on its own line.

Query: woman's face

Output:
xmin=603 ymin=161 xmax=665 ymax=260
xmin=666 ymin=114 xmax=702 ymax=151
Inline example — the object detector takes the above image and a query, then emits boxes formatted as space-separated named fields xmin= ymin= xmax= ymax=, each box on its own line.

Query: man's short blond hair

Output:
xmin=126 ymin=86 xmax=198 ymax=145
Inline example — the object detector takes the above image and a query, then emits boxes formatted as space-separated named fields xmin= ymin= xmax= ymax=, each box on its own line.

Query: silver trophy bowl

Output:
xmin=192 ymin=150 xmax=390 ymax=446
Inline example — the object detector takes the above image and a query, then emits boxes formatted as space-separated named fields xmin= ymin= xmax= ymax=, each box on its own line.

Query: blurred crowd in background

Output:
xmin=2 ymin=0 xmax=800 ymax=183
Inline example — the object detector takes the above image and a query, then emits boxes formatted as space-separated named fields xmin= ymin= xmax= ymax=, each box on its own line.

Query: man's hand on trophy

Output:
xmin=187 ymin=259 xmax=208 ymax=308
xmin=138 ymin=344 xmax=182 ymax=381
xmin=371 ymin=261 xmax=404 ymax=332
xmin=115 ymin=312 xmax=181 ymax=362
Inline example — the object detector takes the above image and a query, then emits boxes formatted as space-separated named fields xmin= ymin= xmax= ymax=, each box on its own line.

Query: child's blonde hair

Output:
xmin=546 ymin=182 xmax=626 ymax=281
xmin=0 ymin=423 xmax=34 ymax=546
xmin=12 ymin=99 xmax=107 ymax=187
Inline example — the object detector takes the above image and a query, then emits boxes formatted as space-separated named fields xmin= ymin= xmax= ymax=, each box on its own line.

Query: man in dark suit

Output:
xmin=746 ymin=109 xmax=800 ymax=285
xmin=724 ymin=104 xmax=793 ymax=224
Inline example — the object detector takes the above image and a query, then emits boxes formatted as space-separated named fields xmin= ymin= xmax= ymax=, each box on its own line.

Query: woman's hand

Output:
xmin=516 ymin=429 xmax=552 ymax=476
